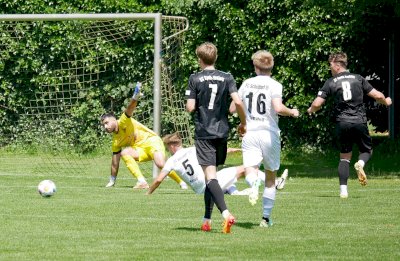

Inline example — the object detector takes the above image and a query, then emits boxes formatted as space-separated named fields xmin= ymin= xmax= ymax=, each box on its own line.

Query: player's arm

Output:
xmin=272 ymin=97 xmax=299 ymax=117
xmin=125 ymin=82 xmax=142 ymax=117
xmin=367 ymin=89 xmax=392 ymax=106
xmin=230 ymin=92 xmax=247 ymax=136
xmin=307 ymin=97 xmax=326 ymax=114
xmin=110 ymin=152 xmax=121 ymax=177
xmin=146 ymin=170 xmax=170 ymax=195
xmin=186 ymin=98 xmax=196 ymax=113
xmin=229 ymin=100 xmax=237 ymax=114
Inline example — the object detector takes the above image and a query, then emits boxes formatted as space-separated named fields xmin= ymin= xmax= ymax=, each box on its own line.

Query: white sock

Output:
xmin=110 ymin=176 xmax=116 ymax=181
xmin=245 ymin=171 xmax=258 ymax=186
xmin=222 ymin=210 xmax=231 ymax=219
xmin=262 ymin=187 xmax=276 ymax=218
xmin=202 ymin=218 xmax=211 ymax=224
xmin=357 ymin=160 xmax=365 ymax=168
xmin=340 ymin=185 xmax=348 ymax=195
xmin=226 ymin=185 xmax=238 ymax=195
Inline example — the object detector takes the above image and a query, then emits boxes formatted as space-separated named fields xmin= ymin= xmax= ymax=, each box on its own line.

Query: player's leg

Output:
xmin=216 ymin=167 xmax=238 ymax=193
xmin=336 ymin=122 xmax=353 ymax=197
xmin=354 ymin=123 xmax=372 ymax=186
xmin=260 ymin=169 xmax=276 ymax=228
xmin=121 ymin=147 xmax=148 ymax=188
xmin=260 ymin=130 xmax=280 ymax=228
xmin=242 ymin=131 xmax=264 ymax=205
xmin=202 ymin=186 xmax=214 ymax=232
xmin=197 ymin=139 xmax=235 ymax=233
xmin=275 ymin=169 xmax=288 ymax=190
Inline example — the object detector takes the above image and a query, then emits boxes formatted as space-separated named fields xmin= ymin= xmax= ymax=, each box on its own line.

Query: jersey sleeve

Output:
xmin=271 ymin=81 xmax=283 ymax=99
xmin=361 ymin=76 xmax=374 ymax=94
xmin=186 ymin=74 xmax=197 ymax=99
xmin=317 ymin=80 xmax=331 ymax=99
xmin=227 ymin=74 xmax=238 ymax=94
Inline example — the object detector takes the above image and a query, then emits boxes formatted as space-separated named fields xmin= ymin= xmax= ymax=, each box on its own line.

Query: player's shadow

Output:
xmin=175 ymin=221 xmax=257 ymax=232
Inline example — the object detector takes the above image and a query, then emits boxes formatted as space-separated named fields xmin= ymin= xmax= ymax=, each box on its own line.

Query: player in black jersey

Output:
xmin=307 ymin=52 xmax=392 ymax=198
xmin=186 ymin=42 xmax=247 ymax=233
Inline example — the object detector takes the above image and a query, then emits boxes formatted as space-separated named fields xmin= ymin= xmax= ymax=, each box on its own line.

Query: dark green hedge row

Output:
xmin=0 ymin=0 xmax=398 ymax=152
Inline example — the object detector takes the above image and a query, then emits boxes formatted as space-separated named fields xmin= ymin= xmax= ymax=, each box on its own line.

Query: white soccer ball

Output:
xmin=37 ymin=180 xmax=57 ymax=197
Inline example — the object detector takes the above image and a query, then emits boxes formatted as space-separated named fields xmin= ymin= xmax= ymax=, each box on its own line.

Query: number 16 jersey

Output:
xmin=238 ymin=75 xmax=282 ymax=133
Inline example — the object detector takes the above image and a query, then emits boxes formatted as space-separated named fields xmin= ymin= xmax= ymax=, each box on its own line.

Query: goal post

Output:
xmin=0 ymin=13 xmax=192 ymax=179
xmin=0 ymin=13 xmax=164 ymax=134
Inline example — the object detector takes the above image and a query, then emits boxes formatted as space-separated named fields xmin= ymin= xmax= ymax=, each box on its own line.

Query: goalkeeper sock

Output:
xmin=121 ymin=155 xmax=146 ymax=182
xmin=168 ymin=170 xmax=185 ymax=185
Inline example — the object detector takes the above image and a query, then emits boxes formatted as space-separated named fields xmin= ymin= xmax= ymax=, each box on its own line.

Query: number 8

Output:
xmin=342 ymin=81 xmax=352 ymax=101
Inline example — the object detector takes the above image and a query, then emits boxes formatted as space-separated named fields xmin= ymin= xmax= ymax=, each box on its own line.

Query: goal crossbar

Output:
xmin=0 ymin=13 xmax=163 ymax=135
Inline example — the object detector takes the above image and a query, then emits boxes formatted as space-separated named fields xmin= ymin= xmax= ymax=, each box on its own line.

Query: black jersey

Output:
xmin=318 ymin=71 xmax=374 ymax=123
xmin=186 ymin=69 xmax=238 ymax=139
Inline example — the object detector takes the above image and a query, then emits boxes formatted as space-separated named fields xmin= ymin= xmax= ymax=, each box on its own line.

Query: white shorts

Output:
xmin=216 ymin=167 xmax=238 ymax=192
xmin=242 ymin=130 xmax=280 ymax=171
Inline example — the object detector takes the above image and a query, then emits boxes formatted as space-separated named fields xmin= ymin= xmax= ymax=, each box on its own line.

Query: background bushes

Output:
xmin=0 ymin=0 xmax=398 ymax=153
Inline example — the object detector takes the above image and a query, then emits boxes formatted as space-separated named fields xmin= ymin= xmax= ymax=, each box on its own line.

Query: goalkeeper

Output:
xmin=100 ymin=83 xmax=187 ymax=190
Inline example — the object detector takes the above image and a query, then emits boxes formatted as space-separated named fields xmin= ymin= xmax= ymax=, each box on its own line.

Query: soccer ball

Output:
xmin=37 ymin=180 xmax=57 ymax=197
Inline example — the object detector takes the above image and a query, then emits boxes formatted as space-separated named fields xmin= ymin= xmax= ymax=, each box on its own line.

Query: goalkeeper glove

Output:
xmin=131 ymin=82 xmax=142 ymax=101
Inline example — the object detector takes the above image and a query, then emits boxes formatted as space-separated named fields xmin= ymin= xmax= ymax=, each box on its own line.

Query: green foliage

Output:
xmin=1 ymin=0 xmax=398 ymax=153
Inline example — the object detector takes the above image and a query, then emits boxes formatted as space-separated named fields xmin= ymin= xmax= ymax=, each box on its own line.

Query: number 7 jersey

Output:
xmin=317 ymin=71 xmax=373 ymax=123
xmin=186 ymin=69 xmax=238 ymax=139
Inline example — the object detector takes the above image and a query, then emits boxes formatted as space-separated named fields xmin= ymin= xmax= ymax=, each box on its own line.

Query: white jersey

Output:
xmin=162 ymin=147 xmax=238 ymax=194
xmin=238 ymin=75 xmax=282 ymax=133
xmin=162 ymin=147 xmax=206 ymax=194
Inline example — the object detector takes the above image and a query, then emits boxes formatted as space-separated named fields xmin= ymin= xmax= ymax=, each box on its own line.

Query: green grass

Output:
xmin=1 ymin=147 xmax=400 ymax=260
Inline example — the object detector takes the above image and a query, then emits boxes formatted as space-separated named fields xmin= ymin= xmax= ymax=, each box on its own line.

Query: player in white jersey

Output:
xmin=231 ymin=50 xmax=299 ymax=228
xmin=147 ymin=132 xmax=289 ymax=231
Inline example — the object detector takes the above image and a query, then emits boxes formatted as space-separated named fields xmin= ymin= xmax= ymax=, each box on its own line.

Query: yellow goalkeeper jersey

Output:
xmin=111 ymin=113 xmax=158 ymax=153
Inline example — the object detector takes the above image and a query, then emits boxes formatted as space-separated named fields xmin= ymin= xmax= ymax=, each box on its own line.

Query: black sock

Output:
xmin=206 ymin=179 xmax=227 ymax=213
xmin=359 ymin=152 xmax=372 ymax=164
xmin=204 ymin=186 xmax=214 ymax=219
xmin=338 ymin=159 xmax=350 ymax=185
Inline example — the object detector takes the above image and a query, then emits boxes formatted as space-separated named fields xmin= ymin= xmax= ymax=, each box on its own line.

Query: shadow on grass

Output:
xmin=175 ymin=221 xmax=258 ymax=232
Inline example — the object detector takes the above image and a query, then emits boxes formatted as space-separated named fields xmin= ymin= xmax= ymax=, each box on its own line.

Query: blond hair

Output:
xmin=196 ymin=42 xmax=217 ymax=65
xmin=162 ymin=132 xmax=182 ymax=146
xmin=252 ymin=50 xmax=274 ymax=74
xmin=329 ymin=52 xmax=348 ymax=68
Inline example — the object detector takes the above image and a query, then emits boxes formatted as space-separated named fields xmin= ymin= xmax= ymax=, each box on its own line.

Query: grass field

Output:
xmin=1 ymin=148 xmax=399 ymax=260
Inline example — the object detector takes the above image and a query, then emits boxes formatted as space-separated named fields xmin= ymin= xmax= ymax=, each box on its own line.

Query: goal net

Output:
xmin=0 ymin=14 xmax=192 ymax=179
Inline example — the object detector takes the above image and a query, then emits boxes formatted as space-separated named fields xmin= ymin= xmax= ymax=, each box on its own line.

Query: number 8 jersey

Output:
xmin=317 ymin=71 xmax=373 ymax=123
xmin=238 ymin=75 xmax=282 ymax=133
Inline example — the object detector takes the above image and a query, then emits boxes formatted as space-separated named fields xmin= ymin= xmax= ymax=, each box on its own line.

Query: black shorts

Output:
xmin=335 ymin=121 xmax=372 ymax=154
xmin=195 ymin=138 xmax=227 ymax=166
